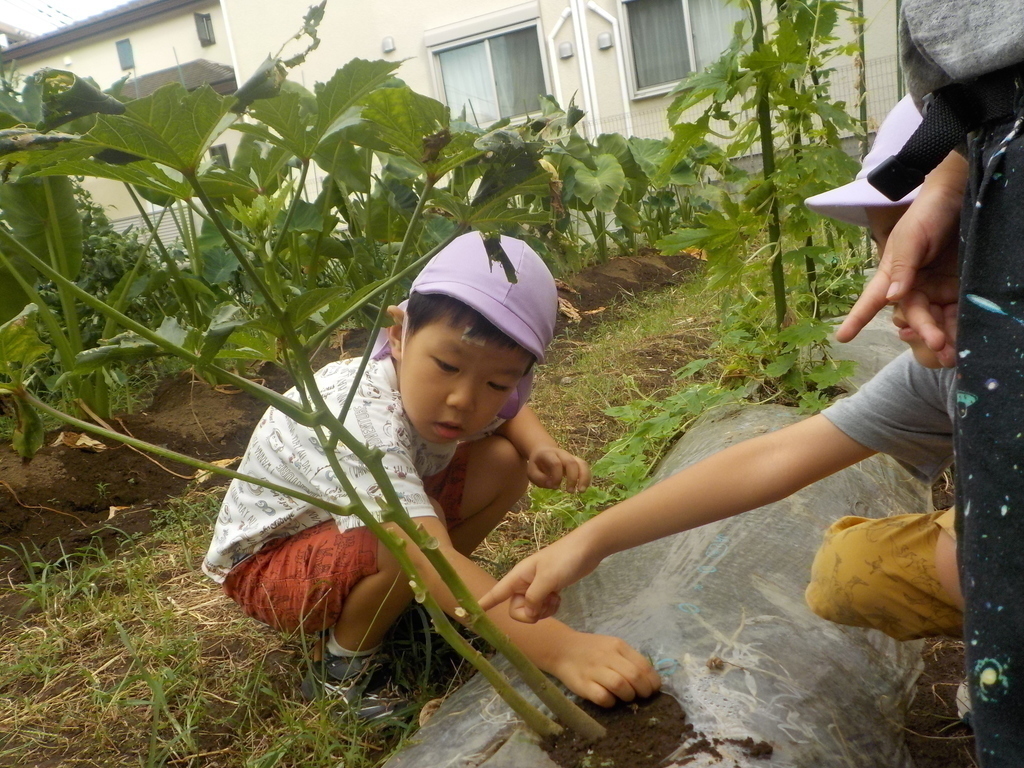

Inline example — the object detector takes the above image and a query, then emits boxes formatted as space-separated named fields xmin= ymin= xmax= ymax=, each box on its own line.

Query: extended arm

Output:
xmin=480 ymin=414 xmax=876 ymax=621
xmin=386 ymin=514 xmax=660 ymax=706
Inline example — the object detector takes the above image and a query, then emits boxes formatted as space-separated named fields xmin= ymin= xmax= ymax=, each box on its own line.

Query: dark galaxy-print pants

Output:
xmin=956 ymin=90 xmax=1024 ymax=766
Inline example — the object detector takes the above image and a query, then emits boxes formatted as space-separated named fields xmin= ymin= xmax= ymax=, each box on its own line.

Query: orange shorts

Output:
xmin=222 ymin=444 xmax=470 ymax=635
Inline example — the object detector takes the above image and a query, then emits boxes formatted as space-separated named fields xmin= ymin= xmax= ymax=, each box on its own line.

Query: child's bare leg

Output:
xmin=330 ymin=436 xmax=528 ymax=651
xmin=449 ymin=435 xmax=528 ymax=555
xmin=934 ymin=528 xmax=963 ymax=609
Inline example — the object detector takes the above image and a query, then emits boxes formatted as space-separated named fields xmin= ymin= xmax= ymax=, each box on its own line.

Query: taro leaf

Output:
xmin=627 ymin=137 xmax=668 ymax=182
xmin=483 ymin=236 xmax=517 ymax=284
xmin=37 ymin=68 xmax=125 ymax=131
xmin=86 ymin=83 xmax=236 ymax=173
xmin=155 ymin=316 xmax=188 ymax=348
xmin=11 ymin=396 xmax=44 ymax=458
xmin=199 ymin=303 xmax=248 ymax=364
xmin=0 ymin=113 xmax=19 ymax=130
xmin=277 ymin=199 xmax=324 ymax=233
xmin=595 ymin=133 xmax=642 ymax=181
xmin=571 ymin=153 xmax=626 ymax=213
xmin=0 ymin=304 xmax=49 ymax=383
xmin=0 ymin=176 xmax=83 ymax=282
xmin=74 ymin=332 xmax=162 ymax=374
xmin=351 ymin=86 xmax=449 ymax=167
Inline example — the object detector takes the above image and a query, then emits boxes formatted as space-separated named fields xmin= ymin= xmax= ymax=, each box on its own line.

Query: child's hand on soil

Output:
xmin=548 ymin=631 xmax=662 ymax=707
xmin=527 ymin=446 xmax=591 ymax=492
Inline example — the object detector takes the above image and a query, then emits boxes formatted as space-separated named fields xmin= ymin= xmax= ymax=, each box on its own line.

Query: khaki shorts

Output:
xmin=223 ymin=444 xmax=470 ymax=635
xmin=805 ymin=508 xmax=962 ymax=641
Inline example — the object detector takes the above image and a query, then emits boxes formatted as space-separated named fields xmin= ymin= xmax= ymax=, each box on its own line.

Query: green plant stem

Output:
xmin=22 ymin=390 xmax=565 ymax=739
xmin=750 ymin=0 xmax=786 ymax=328
xmin=102 ymin=207 xmax=167 ymax=339
xmin=124 ymin=185 xmax=201 ymax=328
xmin=270 ymin=160 xmax=310 ymax=263
xmin=42 ymin=179 xmax=83 ymax=353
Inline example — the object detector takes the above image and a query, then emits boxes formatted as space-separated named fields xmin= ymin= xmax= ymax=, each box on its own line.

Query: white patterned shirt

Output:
xmin=202 ymin=357 xmax=501 ymax=582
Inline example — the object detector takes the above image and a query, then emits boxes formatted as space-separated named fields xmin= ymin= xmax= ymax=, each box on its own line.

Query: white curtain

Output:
xmin=625 ymin=0 xmax=691 ymax=90
xmin=438 ymin=42 xmax=499 ymax=125
xmin=490 ymin=27 xmax=546 ymax=118
xmin=689 ymin=0 xmax=745 ymax=71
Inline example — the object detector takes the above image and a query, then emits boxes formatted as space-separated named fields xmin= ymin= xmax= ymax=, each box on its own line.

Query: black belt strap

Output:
xmin=867 ymin=68 xmax=1022 ymax=201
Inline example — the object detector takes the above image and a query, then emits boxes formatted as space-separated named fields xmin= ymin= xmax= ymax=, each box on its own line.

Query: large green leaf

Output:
xmin=351 ymin=86 xmax=449 ymax=167
xmin=571 ymin=154 xmax=626 ymax=213
xmin=0 ymin=176 xmax=83 ymax=282
xmin=247 ymin=83 xmax=318 ymax=159
xmin=21 ymin=156 xmax=192 ymax=200
xmin=314 ymin=59 xmax=401 ymax=139
xmin=313 ymin=132 xmax=370 ymax=193
xmin=86 ymin=83 xmax=236 ymax=173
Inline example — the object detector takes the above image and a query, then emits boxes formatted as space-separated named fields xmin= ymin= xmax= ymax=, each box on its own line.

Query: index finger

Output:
xmin=835 ymin=269 xmax=894 ymax=343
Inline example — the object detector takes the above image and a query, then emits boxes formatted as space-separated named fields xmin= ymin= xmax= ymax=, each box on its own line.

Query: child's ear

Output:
xmin=386 ymin=305 xmax=406 ymax=359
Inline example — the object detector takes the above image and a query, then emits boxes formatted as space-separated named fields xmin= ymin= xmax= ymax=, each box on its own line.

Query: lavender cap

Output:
xmin=805 ymin=96 xmax=923 ymax=227
xmin=373 ymin=231 xmax=557 ymax=418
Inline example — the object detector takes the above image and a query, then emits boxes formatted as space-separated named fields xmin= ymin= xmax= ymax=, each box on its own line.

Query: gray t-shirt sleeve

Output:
xmin=821 ymin=351 xmax=955 ymax=484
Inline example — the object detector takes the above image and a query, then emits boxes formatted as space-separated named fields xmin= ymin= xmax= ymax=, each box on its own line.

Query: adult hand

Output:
xmin=836 ymin=152 xmax=967 ymax=347
xmin=527 ymin=446 xmax=592 ymax=492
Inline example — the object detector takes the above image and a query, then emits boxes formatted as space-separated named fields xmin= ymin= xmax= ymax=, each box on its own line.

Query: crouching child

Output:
xmin=202 ymin=231 xmax=660 ymax=718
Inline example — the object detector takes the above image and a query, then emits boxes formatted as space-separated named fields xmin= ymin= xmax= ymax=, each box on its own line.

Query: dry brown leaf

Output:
xmin=582 ymin=306 xmax=607 ymax=316
xmin=213 ymin=385 xmax=242 ymax=395
xmin=555 ymin=279 xmax=578 ymax=294
xmin=108 ymin=505 xmax=129 ymax=520
xmin=557 ymin=296 xmax=581 ymax=323
xmin=194 ymin=457 xmax=240 ymax=484
xmin=418 ymin=697 xmax=444 ymax=726
xmin=53 ymin=432 xmax=108 ymax=452
xmin=685 ymin=247 xmax=707 ymax=261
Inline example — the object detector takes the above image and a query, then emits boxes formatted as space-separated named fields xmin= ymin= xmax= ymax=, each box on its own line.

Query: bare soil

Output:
xmin=0 ymin=250 xmax=974 ymax=767
xmin=543 ymin=692 xmax=772 ymax=768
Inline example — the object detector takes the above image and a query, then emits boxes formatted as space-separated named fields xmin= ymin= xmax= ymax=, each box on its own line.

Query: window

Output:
xmin=209 ymin=144 xmax=229 ymax=167
xmin=623 ymin=0 xmax=745 ymax=93
xmin=195 ymin=12 xmax=215 ymax=46
xmin=116 ymin=38 xmax=134 ymax=70
xmin=435 ymin=25 xmax=546 ymax=125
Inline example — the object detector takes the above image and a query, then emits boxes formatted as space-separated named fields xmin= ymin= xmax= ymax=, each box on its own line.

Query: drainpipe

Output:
xmin=546 ymin=7 xmax=573 ymax=107
xmin=586 ymin=1 xmax=633 ymax=136
xmin=569 ymin=0 xmax=600 ymax=135
xmin=218 ymin=0 xmax=242 ymax=92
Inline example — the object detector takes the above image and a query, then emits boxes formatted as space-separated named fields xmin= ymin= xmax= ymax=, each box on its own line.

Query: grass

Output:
xmin=0 ymin=270 xmax=722 ymax=767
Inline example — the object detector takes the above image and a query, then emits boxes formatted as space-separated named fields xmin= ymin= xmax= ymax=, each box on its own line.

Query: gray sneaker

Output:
xmin=300 ymin=651 xmax=410 ymax=721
